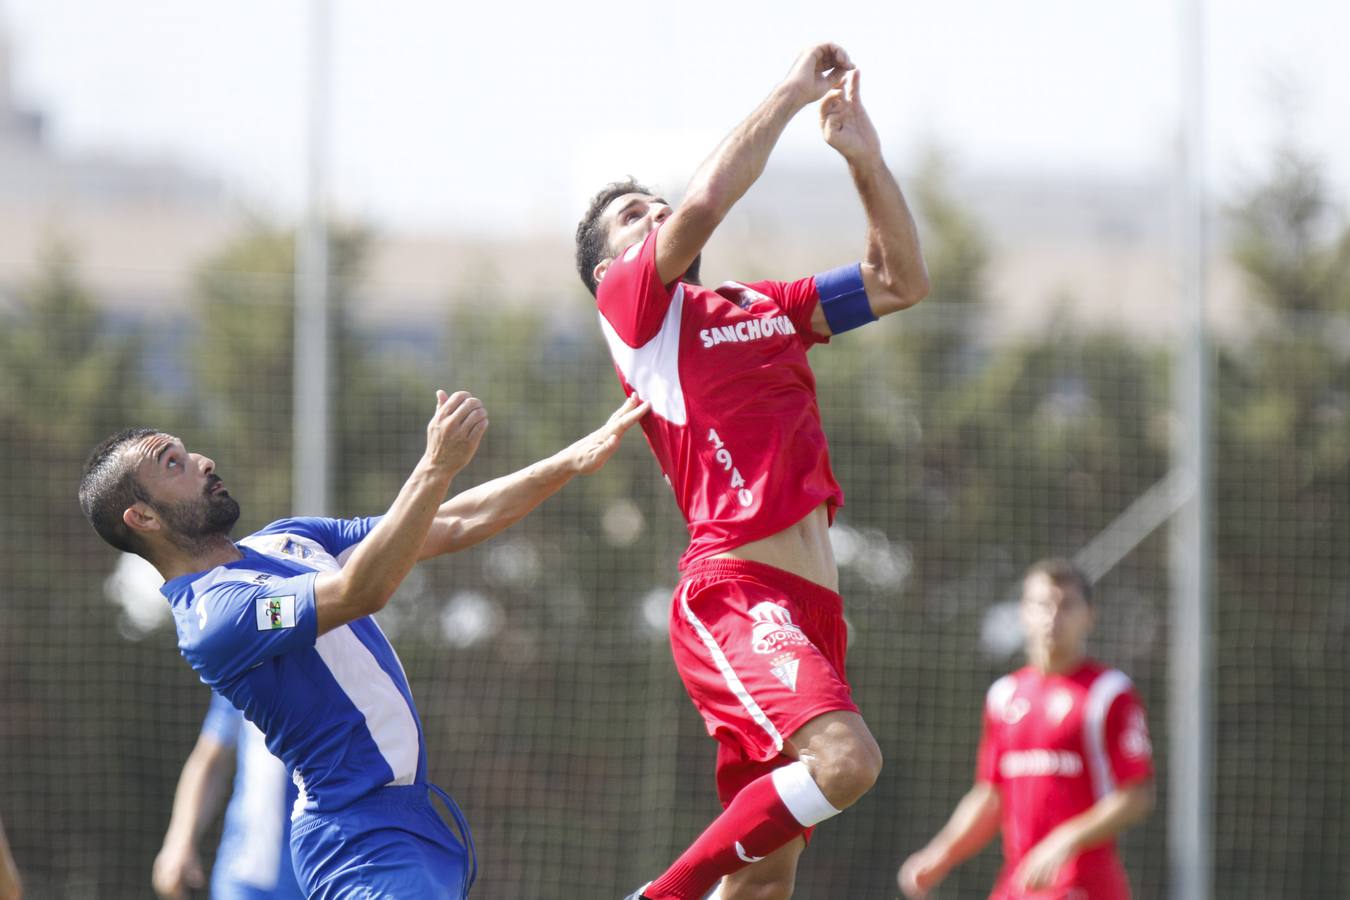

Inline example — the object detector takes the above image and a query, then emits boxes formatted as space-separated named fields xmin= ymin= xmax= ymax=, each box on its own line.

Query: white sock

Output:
xmin=770 ymin=760 xmax=841 ymax=827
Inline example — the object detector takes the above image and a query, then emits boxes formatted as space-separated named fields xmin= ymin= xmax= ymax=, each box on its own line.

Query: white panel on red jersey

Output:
xmin=597 ymin=284 xmax=688 ymax=425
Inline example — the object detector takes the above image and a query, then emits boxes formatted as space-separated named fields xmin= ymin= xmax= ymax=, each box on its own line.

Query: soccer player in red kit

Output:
xmin=898 ymin=560 xmax=1155 ymax=900
xmin=574 ymin=44 xmax=929 ymax=900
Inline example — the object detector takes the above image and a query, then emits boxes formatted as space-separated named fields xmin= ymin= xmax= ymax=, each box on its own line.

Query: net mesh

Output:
xmin=0 ymin=158 xmax=1347 ymax=899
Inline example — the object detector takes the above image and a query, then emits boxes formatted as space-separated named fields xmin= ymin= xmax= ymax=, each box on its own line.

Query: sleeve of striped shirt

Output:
xmin=181 ymin=573 xmax=320 ymax=688
xmin=265 ymin=516 xmax=383 ymax=562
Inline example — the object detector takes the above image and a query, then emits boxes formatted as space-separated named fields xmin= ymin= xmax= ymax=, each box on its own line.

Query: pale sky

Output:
xmin=4 ymin=0 xmax=1346 ymax=234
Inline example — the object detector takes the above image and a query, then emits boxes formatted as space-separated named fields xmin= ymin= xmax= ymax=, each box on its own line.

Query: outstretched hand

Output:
xmin=897 ymin=844 xmax=947 ymax=899
xmin=1012 ymin=827 xmax=1076 ymax=892
xmin=151 ymin=841 xmax=203 ymax=900
xmin=821 ymin=69 xmax=881 ymax=164
xmin=425 ymin=389 xmax=489 ymax=476
xmin=782 ymin=43 xmax=854 ymax=107
xmin=570 ymin=395 xmax=651 ymax=475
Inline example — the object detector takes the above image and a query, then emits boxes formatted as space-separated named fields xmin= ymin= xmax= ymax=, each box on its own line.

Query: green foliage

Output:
xmin=0 ymin=243 xmax=158 ymax=457
xmin=1229 ymin=149 xmax=1350 ymax=316
xmin=1212 ymin=144 xmax=1350 ymax=895
xmin=912 ymin=147 xmax=992 ymax=307
xmin=2 ymin=143 xmax=1347 ymax=895
xmin=0 ymin=241 xmax=192 ymax=894
xmin=185 ymin=222 xmax=432 ymax=524
xmin=804 ymin=162 xmax=1173 ymax=894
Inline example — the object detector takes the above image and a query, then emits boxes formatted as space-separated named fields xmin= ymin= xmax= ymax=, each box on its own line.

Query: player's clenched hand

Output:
xmin=897 ymin=845 xmax=948 ymax=899
xmin=821 ymin=69 xmax=881 ymax=165
xmin=782 ymin=43 xmax=853 ymax=107
xmin=151 ymin=842 xmax=204 ymax=900
xmin=425 ymin=390 xmax=488 ymax=476
xmin=1013 ymin=827 xmax=1075 ymax=892
xmin=568 ymin=395 xmax=650 ymax=475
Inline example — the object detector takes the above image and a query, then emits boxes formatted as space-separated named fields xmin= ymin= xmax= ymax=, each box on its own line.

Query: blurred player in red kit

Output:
xmin=899 ymin=559 xmax=1155 ymax=900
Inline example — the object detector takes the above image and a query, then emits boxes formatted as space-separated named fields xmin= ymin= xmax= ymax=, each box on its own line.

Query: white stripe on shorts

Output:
xmin=677 ymin=580 xmax=785 ymax=754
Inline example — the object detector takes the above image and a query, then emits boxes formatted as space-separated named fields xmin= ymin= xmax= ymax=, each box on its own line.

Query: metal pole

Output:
xmin=1170 ymin=0 xmax=1213 ymax=896
xmin=293 ymin=0 xmax=332 ymax=516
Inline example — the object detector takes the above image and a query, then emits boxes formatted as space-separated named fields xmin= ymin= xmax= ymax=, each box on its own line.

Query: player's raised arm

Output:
xmin=418 ymin=396 xmax=650 ymax=558
xmin=312 ymin=390 xmax=486 ymax=635
xmin=653 ymin=43 xmax=854 ymax=285
xmin=815 ymin=68 xmax=929 ymax=330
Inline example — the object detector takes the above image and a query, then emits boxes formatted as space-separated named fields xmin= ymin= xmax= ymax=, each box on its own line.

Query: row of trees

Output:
xmin=0 ymin=144 xmax=1345 ymax=896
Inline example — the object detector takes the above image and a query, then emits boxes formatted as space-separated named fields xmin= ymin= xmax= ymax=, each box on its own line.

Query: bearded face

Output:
xmin=153 ymin=474 xmax=240 ymax=552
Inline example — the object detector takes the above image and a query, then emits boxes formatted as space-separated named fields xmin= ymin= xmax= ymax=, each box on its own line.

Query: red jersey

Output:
xmin=977 ymin=660 xmax=1153 ymax=900
xmin=596 ymin=227 xmax=844 ymax=569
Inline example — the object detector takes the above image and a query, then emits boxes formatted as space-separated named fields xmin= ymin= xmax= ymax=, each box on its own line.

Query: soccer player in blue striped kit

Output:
xmin=79 ymin=390 xmax=648 ymax=898
xmin=153 ymin=692 xmax=304 ymax=900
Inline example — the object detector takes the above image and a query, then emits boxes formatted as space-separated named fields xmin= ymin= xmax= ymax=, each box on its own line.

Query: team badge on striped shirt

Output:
xmin=256 ymin=595 xmax=297 ymax=631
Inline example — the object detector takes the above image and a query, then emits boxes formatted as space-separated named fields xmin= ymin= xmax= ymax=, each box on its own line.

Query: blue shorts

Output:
xmin=213 ymin=829 xmax=305 ymax=900
xmin=290 ymin=784 xmax=476 ymax=899
xmin=212 ymin=875 xmax=306 ymax=900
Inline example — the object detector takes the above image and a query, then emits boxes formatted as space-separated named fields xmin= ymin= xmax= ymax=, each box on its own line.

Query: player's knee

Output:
xmin=812 ymin=732 xmax=882 ymax=808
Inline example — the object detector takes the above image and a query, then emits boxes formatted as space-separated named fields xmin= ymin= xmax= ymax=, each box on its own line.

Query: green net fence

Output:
xmin=1 ymin=153 xmax=1347 ymax=898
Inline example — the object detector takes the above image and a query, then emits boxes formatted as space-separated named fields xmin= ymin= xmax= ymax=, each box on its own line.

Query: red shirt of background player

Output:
xmin=899 ymin=562 xmax=1155 ymax=900
xmin=978 ymin=661 xmax=1153 ymax=899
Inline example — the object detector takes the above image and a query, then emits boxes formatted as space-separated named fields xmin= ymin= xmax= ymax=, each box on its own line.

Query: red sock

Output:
xmin=642 ymin=762 xmax=838 ymax=900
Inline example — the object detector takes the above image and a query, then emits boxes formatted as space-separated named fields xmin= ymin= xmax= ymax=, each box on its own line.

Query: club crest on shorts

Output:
xmin=770 ymin=653 xmax=801 ymax=691
xmin=749 ymin=601 xmax=809 ymax=655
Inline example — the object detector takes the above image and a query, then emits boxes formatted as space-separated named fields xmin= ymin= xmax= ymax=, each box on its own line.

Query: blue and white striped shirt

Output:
xmin=163 ymin=517 xmax=426 ymax=816
xmin=200 ymin=692 xmax=303 ymax=896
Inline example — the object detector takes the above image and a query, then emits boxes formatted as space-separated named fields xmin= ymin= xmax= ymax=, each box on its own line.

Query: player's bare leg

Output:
xmin=715 ymin=835 xmax=805 ymax=900
xmin=785 ymin=710 xmax=883 ymax=810
xmin=708 ymin=713 xmax=879 ymax=900
xmin=633 ymin=710 xmax=878 ymax=900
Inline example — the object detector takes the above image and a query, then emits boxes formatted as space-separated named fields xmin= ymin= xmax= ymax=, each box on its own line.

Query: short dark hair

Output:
xmin=575 ymin=178 xmax=653 ymax=297
xmin=79 ymin=427 xmax=158 ymax=556
xmin=1025 ymin=558 xmax=1093 ymax=604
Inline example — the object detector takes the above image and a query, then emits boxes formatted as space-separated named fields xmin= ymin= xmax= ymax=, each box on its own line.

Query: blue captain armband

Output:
xmin=816 ymin=263 xmax=876 ymax=334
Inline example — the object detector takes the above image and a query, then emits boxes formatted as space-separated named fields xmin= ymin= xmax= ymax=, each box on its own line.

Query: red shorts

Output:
xmin=669 ymin=558 xmax=859 ymax=808
xmin=992 ymin=849 xmax=1131 ymax=900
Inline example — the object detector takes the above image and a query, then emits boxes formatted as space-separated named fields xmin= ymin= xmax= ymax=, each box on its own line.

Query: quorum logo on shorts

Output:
xmin=255 ymin=595 xmax=297 ymax=631
xmin=749 ymin=601 xmax=810 ymax=655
